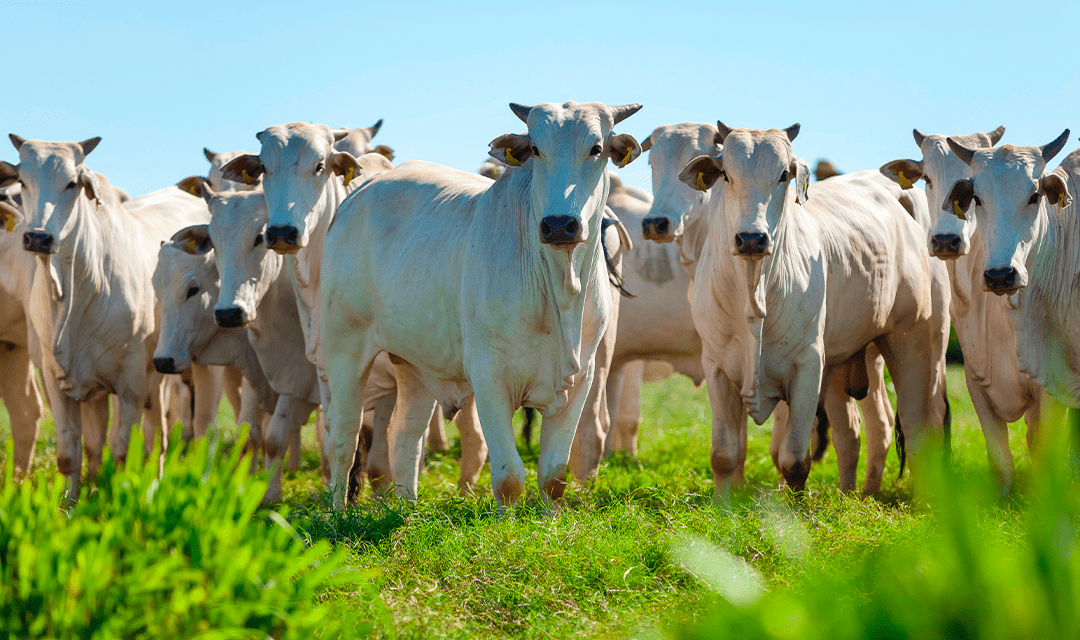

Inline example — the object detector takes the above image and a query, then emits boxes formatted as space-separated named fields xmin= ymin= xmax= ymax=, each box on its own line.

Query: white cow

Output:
xmin=320 ymin=101 xmax=643 ymax=510
xmin=0 ymin=190 xmax=44 ymax=474
xmin=941 ymin=131 xmax=1078 ymax=406
xmin=331 ymin=120 xmax=395 ymax=162
xmin=681 ymin=123 xmax=936 ymax=494
xmin=880 ymin=127 xmax=1041 ymax=488
xmin=0 ymin=136 xmax=209 ymax=499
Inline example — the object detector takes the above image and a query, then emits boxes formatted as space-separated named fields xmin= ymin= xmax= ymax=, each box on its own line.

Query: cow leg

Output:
xmin=222 ymin=366 xmax=245 ymax=422
xmin=569 ymin=365 xmax=607 ymax=483
xmin=145 ymin=376 xmax=169 ymax=473
xmin=1024 ymin=394 xmax=1043 ymax=455
xmin=236 ymin=377 xmax=262 ymax=433
xmin=776 ymin=348 xmax=825 ymax=492
xmin=537 ymin=363 xmax=596 ymax=510
xmin=364 ymin=392 xmax=396 ymax=495
xmin=45 ymin=372 xmax=83 ymax=502
xmin=858 ymin=348 xmax=893 ymax=494
xmin=325 ymin=341 xmax=380 ymax=510
xmin=966 ymin=366 xmax=1014 ymax=491
xmin=769 ymin=401 xmax=790 ymax=474
xmin=190 ymin=364 xmax=222 ymax=440
xmin=80 ymin=395 xmax=110 ymax=479
xmin=387 ymin=363 xmax=438 ymax=500
xmin=317 ymin=408 xmax=329 ymax=482
xmin=824 ymin=372 xmax=861 ymax=492
xmin=287 ymin=415 xmax=302 ymax=473
xmin=468 ymin=383 xmax=526 ymax=513
xmin=263 ymin=394 xmax=318 ymax=502
xmin=455 ymin=397 xmax=488 ymax=493
xmin=875 ymin=330 xmax=933 ymax=471
xmin=112 ymin=390 xmax=145 ymax=466
xmin=0 ymin=344 xmax=43 ymax=475
xmin=602 ymin=362 xmax=625 ymax=455
xmin=608 ymin=360 xmax=644 ymax=455
xmin=706 ymin=365 xmax=748 ymax=499
xmin=425 ymin=404 xmax=449 ymax=452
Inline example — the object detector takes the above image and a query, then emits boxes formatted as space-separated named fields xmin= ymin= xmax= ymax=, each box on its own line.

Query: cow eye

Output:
xmin=720 ymin=170 xmax=730 ymax=183
xmin=253 ymin=233 xmax=264 ymax=247
xmin=1028 ymin=193 xmax=1040 ymax=205
xmin=65 ymin=181 xmax=77 ymax=191
xmin=973 ymin=195 xmax=982 ymax=206
xmin=314 ymin=162 xmax=325 ymax=175
xmin=185 ymin=286 xmax=199 ymax=300
xmin=779 ymin=170 xmax=789 ymax=183
xmin=589 ymin=144 xmax=603 ymax=157
xmin=531 ymin=145 xmax=540 ymax=157
xmin=924 ymin=177 xmax=933 ymax=189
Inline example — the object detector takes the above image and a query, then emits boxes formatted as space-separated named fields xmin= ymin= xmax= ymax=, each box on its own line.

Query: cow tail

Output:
xmin=522 ymin=407 xmax=537 ymax=450
xmin=601 ymin=218 xmax=635 ymax=298
xmin=895 ymin=411 xmax=906 ymax=478
xmin=811 ymin=405 xmax=830 ymax=462
xmin=942 ymin=387 xmax=952 ymax=464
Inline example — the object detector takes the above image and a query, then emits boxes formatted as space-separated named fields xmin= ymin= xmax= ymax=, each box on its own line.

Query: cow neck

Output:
xmin=498 ymin=164 xmax=607 ymax=392
xmin=291 ymin=179 xmax=345 ymax=294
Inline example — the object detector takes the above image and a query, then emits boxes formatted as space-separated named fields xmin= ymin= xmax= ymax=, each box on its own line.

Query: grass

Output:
xmin=0 ymin=364 xmax=1050 ymax=638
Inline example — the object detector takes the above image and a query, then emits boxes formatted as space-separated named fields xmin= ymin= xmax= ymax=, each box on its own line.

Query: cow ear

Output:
xmin=173 ymin=224 xmax=213 ymax=255
xmin=78 ymin=168 xmax=103 ymax=205
xmin=330 ymin=151 xmax=361 ymax=187
xmin=678 ymin=155 xmax=724 ymax=192
xmin=0 ymin=161 xmax=18 ymax=189
xmin=608 ymin=133 xmax=641 ymax=168
xmin=943 ymin=179 xmax=975 ymax=219
xmin=488 ymin=133 xmax=533 ymax=167
xmin=603 ymin=213 xmax=633 ymax=252
xmin=366 ymin=119 xmax=383 ymax=139
xmin=371 ymin=144 xmax=395 ymax=162
xmin=176 ymin=176 xmax=207 ymax=198
xmin=879 ymin=159 xmax=924 ymax=189
xmin=220 ymin=154 xmax=263 ymax=185
xmin=0 ymin=200 xmax=20 ymax=233
xmin=791 ymin=156 xmax=810 ymax=204
xmin=1040 ymin=170 xmax=1073 ymax=209
xmin=200 ymin=182 xmax=218 ymax=206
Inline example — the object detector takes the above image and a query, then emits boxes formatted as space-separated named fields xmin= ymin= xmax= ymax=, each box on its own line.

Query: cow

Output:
xmin=0 ymin=135 xmax=209 ymax=500
xmin=879 ymin=127 xmax=1042 ymax=488
xmin=0 ymin=188 xmax=44 ymax=475
xmin=679 ymin=122 xmax=936 ymax=494
xmin=940 ymin=130 xmax=1078 ymax=408
xmin=331 ymin=120 xmax=395 ymax=162
xmin=319 ymin=101 xmax=643 ymax=510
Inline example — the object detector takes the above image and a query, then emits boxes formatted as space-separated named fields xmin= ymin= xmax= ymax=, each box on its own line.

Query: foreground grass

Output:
xmin=0 ymin=365 xmax=1049 ymax=638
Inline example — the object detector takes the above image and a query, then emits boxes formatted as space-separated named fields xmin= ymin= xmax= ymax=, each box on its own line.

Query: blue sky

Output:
xmin=2 ymin=1 xmax=1077 ymax=197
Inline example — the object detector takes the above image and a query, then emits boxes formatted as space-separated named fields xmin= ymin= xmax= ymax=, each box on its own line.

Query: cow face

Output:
xmin=220 ymin=123 xmax=360 ymax=254
xmin=640 ymin=123 xmax=722 ymax=242
xmin=943 ymin=130 xmax=1071 ymax=295
xmin=204 ymin=148 xmax=261 ymax=193
xmin=152 ymin=234 xmax=221 ymax=374
xmin=492 ymin=101 xmax=641 ymax=252
xmin=0 ymin=136 xmax=104 ymax=255
xmin=330 ymin=120 xmax=394 ymax=161
xmin=680 ymin=123 xmax=806 ymax=260
xmin=880 ymin=127 xmax=1005 ymax=259
xmin=200 ymin=188 xmax=280 ymax=327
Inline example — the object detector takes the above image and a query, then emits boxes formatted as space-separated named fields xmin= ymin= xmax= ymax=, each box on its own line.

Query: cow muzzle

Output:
xmin=983 ymin=266 xmax=1022 ymax=295
xmin=23 ymin=230 xmax=56 ymax=255
xmin=642 ymin=217 xmax=675 ymax=242
xmin=215 ymin=306 xmax=249 ymax=328
xmin=153 ymin=356 xmax=178 ymax=374
xmin=733 ymin=232 xmax=772 ymax=257
xmin=266 ymin=224 xmax=301 ymax=254
xmin=540 ymin=215 xmax=584 ymax=245
xmin=929 ymin=233 xmax=964 ymax=258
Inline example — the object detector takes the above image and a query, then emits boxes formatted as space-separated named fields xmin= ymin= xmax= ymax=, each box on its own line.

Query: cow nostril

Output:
xmin=735 ymin=232 xmax=768 ymax=255
xmin=566 ymin=219 xmax=579 ymax=236
xmin=540 ymin=219 xmax=552 ymax=238
xmin=153 ymin=357 xmax=175 ymax=374
xmin=656 ymin=218 xmax=669 ymax=234
xmin=215 ymin=307 xmax=245 ymax=328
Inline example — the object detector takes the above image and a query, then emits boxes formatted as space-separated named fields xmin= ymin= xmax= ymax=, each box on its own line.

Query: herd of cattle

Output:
xmin=0 ymin=100 xmax=1076 ymax=511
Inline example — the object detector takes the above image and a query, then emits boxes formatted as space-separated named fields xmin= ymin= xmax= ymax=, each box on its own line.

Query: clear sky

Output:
xmin=2 ymin=1 xmax=1077 ymax=197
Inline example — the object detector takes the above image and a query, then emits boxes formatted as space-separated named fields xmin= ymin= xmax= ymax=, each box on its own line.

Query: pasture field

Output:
xmin=1 ymin=363 xmax=1074 ymax=639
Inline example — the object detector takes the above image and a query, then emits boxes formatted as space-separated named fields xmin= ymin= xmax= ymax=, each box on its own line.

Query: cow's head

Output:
xmin=0 ymin=135 xmax=109 ymax=255
xmin=880 ymin=126 xmax=1005 ymax=258
xmin=941 ymin=129 xmax=1072 ymax=295
xmin=184 ymin=186 xmax=280 ymax=327
xmin=203 ymin=148 xmax=261 ymax=193
xmin=490 ymin=101 xmax=641 ymax=252
xmin=680 ymin=122 xmax=807 ymax=260
xmin=330 ymin=120 xmax=394 ymax=161
xmin=153 ymin=229 xmax=221 ymax=374
xmin=640 ymin=123 xmax=722 ymax=242
xmin=220 ymin=122 xmax=361 ymax=254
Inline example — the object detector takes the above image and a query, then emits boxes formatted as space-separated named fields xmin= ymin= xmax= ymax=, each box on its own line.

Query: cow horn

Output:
xmin=640 ymin=134 xmax=652 ymax=152
xmin=947 ymin=137 xmax=977 ymax=166
xmin=784 ymin=123 xmax=801 ymax=142
xmin=986 ymin=125 xmax=1006 ymax=146
xmin=609 ymin=104 xmax=642 ymax=125
xmin=9 ymin=134 xmax=25 ymax=151
xmin=913 ymin=128 xmax=926 ymax=148
xmin=203 ymin=148 xmax=216 ymax=162
xmin=80 ymin=137 xmax=101 ymax=157
xmin=1041 ymin=129 xmax=1071 ymax=163
xmin=509 ymin=103 xmax=532 ymax=124
xmin=716 ymin=121 xmax=734 ymax=143
xmin=367 ymin=119 xmax=383 ymax=138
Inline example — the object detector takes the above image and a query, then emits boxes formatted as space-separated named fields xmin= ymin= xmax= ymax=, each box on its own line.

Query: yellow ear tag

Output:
xmin=241 ymin=169 xmax=258 ymax=186
xmin=504 ymin=148 xmax=521 ymax=167
xmin=695 ymin=171 xmax=707 ymax=191
xmin=182 ymin=239 xmax=197 ymax=253
xmin=619 ymin=146 xmax=633 ymax=168
xmin=343 ymin=166 xmax=355 ymax=188
xmin=953 ymin=200 xmax=967 ymax=220
xmin=897 ymin=170 xmax=913 ymax=189
xmin=187 ymin=185 xmax=199 ymax=196
xmin=5 ymin=215 xmax=14 ymax=233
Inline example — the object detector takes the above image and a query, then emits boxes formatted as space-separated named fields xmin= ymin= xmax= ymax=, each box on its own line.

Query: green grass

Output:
xmin=0 ymin=365 xmax=1052 ymax=638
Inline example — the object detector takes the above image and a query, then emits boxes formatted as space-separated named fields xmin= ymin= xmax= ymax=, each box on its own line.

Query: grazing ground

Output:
xmin=0 ymin=364 xmax=1052 ymax=638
